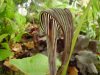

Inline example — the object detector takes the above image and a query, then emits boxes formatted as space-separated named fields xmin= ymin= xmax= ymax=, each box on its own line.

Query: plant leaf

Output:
xmin=15 ymin=13 xmax=26 ymax=25
xmin=5 ymin=0 xmax=15 ymax=19
xmin=14 ymin=33 xmax=23 ymax=42
xmin=0 ymin=49 xmax=12 ymax=61
xmin=0 ymin=0 xmax=4 ymax=8
xmin=0 ymin=3 xmax=6 ymax=14
xmin=1 ymin=43 xmax=10 ymax=50
xmin=10 ymin=54 xmax=61 ymax=75
xmin=0 ymin=34 xmax=8 ymax=42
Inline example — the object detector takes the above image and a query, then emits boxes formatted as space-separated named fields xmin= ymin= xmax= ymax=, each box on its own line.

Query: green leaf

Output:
xmin=1 ymin=43 xmax=10 ymax=50
xmin=14 ymin=33 xmax=23 ymax=42
xmin=10 ymin=54 xmax=61 ymax=75
xmin=15 ymin=13 xmax=26 ymax=25
xmin=5 ymin=0 xmax=16 ymax=19
xmin=92 ymin=0 xmax=100 ymax=12
xmin=0 ymin=49 xmax=12 ymax=61
xmin=0 ymin=0 xmax=4 ymax=8
xmin=10 ymin=33 xmax=15 ymax=40
xmin=3 ymin=18 xmax=18 ymax=34
xmin=13 ymin=0 xmax=27 ymax=4
xmin=0 ymin=3 xmax=6 ymax=14
xmin=0 ymin=34 xmax=8 ymax=42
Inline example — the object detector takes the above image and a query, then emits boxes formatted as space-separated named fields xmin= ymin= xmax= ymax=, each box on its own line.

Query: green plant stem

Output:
xmin=61 ymin=1 xmax=91 ymax=75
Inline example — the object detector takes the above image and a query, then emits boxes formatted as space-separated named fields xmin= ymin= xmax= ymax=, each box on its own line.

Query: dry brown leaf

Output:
xmin=4 ymin=60 xmax=18 ymax=71
xmin=68 ymin=66 xmax=78 ymax=75
xmin=23 ymin=41 xmax=34 ymax=49
xmin=26 ymin=23 xmax=39 ymax=35
xmin=11 ymin=43 xmax=22 ymax=53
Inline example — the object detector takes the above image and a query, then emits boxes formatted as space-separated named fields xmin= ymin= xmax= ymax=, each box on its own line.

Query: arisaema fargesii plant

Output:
xmin=0 ymin=0 xmax=100 ymax=75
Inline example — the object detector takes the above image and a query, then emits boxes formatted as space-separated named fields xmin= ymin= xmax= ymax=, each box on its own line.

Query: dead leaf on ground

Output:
xmin=11 ymin=43 xmax=22 ymax=53
xmin=23 ymin=41 xmax=34 ymax=49
xmin=3 ymin=60 xmax=18 ymax=71
xmin=68 ymin=66 xmax=78 ymax=75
